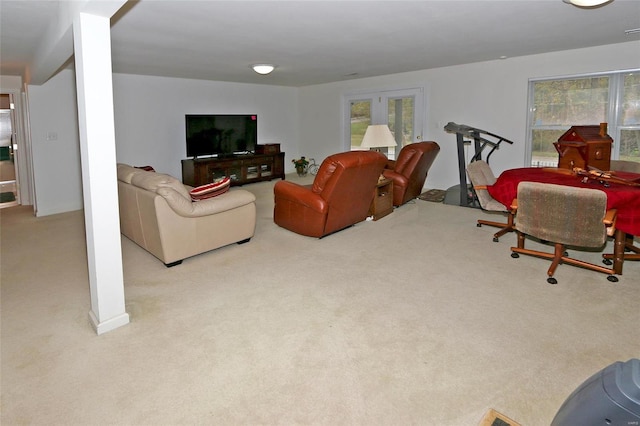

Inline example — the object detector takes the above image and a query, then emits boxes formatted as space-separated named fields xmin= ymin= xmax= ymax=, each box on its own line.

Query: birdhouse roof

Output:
xmin=558 ymin=125 xmax=613 ymax=143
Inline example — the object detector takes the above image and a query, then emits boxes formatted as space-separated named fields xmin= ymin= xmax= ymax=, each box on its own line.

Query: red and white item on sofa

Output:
xmin=190 ymin=177 xmax=231 ymax=201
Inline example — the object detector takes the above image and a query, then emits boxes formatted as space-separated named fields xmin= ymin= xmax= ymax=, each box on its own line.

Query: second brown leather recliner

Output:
xmin=383 ymin=142 xmax=440 ymax=206
xmin=273 ymin=150 xmax=387 ymax=238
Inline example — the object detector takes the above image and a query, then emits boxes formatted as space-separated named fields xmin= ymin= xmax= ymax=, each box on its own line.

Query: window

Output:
xmin=527 ymin=70 xmax=640 ymax=167
xmin=344 ymin=88 xmax=423 ymax=159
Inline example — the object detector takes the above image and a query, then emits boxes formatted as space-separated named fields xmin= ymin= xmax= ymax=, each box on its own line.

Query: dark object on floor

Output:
xmin=551 ymin=358 xmax=640 ymax=426
xmin=418 ymin=189 xmax=446 ymax=203
xmin=0 ymin=192 xmax=16 ymax=203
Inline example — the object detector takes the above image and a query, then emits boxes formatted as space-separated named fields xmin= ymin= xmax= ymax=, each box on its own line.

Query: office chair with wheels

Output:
xmin=510 ymin=182 xmax=618 ymax=284
xmin=466 ymin=160 xmax=515 ymax=242
xmin=609 ymin=159 xmax=640 ymax=174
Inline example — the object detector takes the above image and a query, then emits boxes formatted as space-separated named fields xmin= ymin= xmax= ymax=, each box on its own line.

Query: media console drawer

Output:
xmin=182 ymin=152 xmax=285 ymax=187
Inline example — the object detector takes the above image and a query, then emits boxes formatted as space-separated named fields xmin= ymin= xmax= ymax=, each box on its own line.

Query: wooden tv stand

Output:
xmin=181 ymin=152 xmax=285 ymax=187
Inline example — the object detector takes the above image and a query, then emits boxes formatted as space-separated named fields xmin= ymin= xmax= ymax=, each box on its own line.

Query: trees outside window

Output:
xmin=527 ymin=71 xmax=640 ymax=167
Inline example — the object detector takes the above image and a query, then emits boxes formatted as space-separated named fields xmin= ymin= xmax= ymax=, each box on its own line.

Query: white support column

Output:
xmin=73 ymin=12 xmax=129 ymax=334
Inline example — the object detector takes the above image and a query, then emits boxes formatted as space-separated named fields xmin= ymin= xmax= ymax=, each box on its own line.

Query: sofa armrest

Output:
xmin=385 ymin=159 xmax=396 ymax=170
xmin=156 ymin=187 xmax=256 ymax=218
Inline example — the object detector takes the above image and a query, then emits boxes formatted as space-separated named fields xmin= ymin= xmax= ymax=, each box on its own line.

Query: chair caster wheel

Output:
xmin=607 ymin=275 xmax=619 ymax=282
xmin=476 ymin=223 xmax=482 ymax=228
xmin=511 ymin=252 xmax=519 ymax=258
xmin=602 ymin=258 xmax=613 ymax=265
xmin=493 ymin=237 xmax=499 ymax=242
xmin=547 ymin=277 xmax=558 ymax=284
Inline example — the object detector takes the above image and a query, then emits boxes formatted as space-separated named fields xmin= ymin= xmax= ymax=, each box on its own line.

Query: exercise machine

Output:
xmin=443 ymin=122 xmax=515 ymax=206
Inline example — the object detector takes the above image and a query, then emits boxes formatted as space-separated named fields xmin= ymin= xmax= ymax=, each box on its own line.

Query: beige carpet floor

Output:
xmin=1 ymin=174 xmax=639 ymax=425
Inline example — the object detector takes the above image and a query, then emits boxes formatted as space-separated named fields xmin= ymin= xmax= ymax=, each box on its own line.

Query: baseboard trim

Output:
xmin=89 ymin=310 xmax=130 ymax=335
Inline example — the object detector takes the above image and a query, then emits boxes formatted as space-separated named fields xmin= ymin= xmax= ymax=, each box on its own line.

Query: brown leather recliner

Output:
xmin=274 ymin=150 xmax=387 ymax=237
xmin=382 ymin=141 xmax=440 ymax=206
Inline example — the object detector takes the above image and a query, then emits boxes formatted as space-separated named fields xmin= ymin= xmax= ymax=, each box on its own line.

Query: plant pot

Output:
xmin=296 ymin=166 xmax=307 ymax=176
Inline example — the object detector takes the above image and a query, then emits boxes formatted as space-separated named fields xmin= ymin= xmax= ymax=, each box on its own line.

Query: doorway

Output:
xmin=1 ymin=93 xmax=19 ymax=208
xmin=345 ymin=87 xmax=424 ymax=160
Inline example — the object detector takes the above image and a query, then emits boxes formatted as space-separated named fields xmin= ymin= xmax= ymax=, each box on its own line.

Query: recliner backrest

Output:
xmin=311 ymin=150 xmax=387 ymax=232
xmin=392 ymin=142 xmax=440 ymax=203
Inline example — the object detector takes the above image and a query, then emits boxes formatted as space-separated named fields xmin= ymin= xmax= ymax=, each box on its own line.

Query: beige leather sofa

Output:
xmin=117 ymin=164 xmax=256 ymax=266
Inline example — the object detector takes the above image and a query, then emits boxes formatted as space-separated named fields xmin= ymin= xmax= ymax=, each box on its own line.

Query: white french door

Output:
xmin=344 ymin=87 xmax=423 ymax=159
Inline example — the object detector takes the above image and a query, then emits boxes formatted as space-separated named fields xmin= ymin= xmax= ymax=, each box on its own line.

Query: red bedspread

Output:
xmin=487 ymin=167 xmax=640 ymax=236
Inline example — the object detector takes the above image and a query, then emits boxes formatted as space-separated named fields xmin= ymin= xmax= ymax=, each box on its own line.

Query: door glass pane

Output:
xmin=350 ymin=100 xmax=371 ymax=149
xmin=0 ymin=111 xmax=12 ymax=147
xmin=387 ymin=96 xmax=414 ymax=159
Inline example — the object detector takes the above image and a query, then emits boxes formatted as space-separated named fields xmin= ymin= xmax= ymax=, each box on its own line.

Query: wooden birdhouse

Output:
xmin=554 ymin=123 xmax=613 ymax=171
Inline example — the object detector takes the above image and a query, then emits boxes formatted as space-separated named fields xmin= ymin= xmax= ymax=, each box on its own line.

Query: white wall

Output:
xmin=28 ymin=69 xmax=83 ymax=216
xmin=0 ymin=75 xmax=23 ymax=90
xmin=112 ymin=74 xmax=299 ymax=180
xmin=298 ymin=41 xmax=640 ymax=191
xmin=26 ymin=41 xmax=640 ymax=215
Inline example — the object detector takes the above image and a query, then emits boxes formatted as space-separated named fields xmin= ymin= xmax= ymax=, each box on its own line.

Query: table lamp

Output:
xmin=361 ymin=124 xmax=397 ymax=153
xmin=361 ymin=124 xmax=397 ymax=182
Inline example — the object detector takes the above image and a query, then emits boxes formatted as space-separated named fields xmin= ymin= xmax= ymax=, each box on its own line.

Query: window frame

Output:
xmin=526 ymin=69 xmax=640 ymax=167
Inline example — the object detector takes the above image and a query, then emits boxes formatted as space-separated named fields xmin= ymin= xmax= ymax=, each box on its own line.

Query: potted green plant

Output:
xmin=292 ymin=156 xmax=309 ymax=176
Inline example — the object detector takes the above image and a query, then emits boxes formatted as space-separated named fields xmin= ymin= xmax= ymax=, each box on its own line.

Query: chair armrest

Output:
xmin=385 ymin=159 xmax=396 ymax=170
xmin=510 ymin=198 xmax=518 ymax=211
xmin=382 ymin=168 xmax=406 ymax=183
xmin=603 ymin=209 xmax=617 ymax=226
xmin=603 ymin=209 xmax=617 ymax=237
xmin=274 ymin=181 xmax=326 ymax=213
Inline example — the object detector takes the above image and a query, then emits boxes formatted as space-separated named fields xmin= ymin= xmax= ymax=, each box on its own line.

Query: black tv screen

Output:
xmin=185 ymin=114 xmax=257 ymax=158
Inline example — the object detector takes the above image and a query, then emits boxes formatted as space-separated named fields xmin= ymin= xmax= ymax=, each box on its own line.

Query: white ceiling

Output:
xmin=1 ymin=0 xmax=639 ymax=87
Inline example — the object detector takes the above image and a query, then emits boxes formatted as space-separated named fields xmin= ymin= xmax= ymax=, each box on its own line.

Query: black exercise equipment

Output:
xmin=443 ymin=122 xmax=515 ymax=207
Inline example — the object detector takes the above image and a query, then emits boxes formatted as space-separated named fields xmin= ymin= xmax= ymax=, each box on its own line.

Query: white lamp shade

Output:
xmin=361 ymin=125 xmax=397 ymax=148
xmin=563 ymin=0 xmax=610 ymax=6
xmin=252 ymin=64 xmax=276 ymax=75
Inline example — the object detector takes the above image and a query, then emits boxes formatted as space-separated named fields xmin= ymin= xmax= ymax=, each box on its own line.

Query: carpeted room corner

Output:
xmin=1 ymin=173 xmax=639 ymax=425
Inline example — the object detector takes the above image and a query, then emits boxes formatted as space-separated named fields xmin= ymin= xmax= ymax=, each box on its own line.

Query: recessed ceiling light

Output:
xmin=251 ymin=64 xmax=276 ymax=75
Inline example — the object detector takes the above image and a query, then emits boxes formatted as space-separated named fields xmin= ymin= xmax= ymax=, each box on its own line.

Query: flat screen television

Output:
xmin=185 ymin=114 xmax=257 ymax=158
